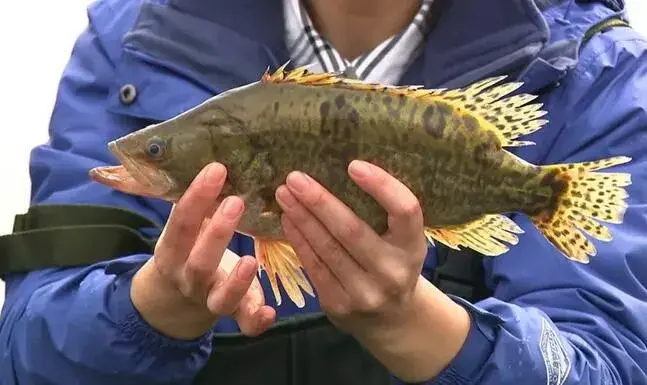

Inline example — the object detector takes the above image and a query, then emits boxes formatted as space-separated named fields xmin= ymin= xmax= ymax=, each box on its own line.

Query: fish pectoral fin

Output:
xmin=425 ymin=214 xmax=524 ymax=256
xmin=254 ymin=238 xmax=316 ymax=308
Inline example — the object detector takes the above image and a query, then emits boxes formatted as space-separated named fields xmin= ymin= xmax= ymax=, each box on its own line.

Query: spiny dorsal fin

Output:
xmin=261 ymin=62 xmax=549 ymax=148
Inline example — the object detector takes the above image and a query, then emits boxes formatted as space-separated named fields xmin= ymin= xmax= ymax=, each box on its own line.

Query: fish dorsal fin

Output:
xmin=261 ymin=63 xmax=549 ymax=148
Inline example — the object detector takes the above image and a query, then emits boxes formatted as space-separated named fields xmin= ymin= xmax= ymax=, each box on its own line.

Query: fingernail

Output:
xmin=204 ymin=163 xmax=225 ymax=187
xmin=275 ymin=185 xmax=296 ymax=208
xmin=286 ymin=171 xmax=310 ymax=193
xmin=348 ymin=160 xmax=372 ymax=178
xmin=237 ymin=257 xmax=256 ymax=279
xmin=221 ymin=196 xmax=243 ymax=217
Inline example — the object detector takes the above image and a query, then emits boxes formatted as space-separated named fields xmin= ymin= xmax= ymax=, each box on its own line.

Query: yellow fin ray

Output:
xmin=531 ymin=156 xmax=632 ymax=263
xmin=254 ymin=238 xmax=315 ymax=308
xmin=425 ymin=214 xmax=524 ymax=257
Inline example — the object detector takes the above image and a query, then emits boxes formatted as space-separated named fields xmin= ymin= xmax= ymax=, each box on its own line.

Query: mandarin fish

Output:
xmin=89 ymin=63 xmax=632 ymax=308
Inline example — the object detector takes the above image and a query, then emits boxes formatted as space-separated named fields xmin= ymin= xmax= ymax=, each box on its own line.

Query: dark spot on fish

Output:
xmin=320 ymin=101 xmax=331 ymax=118
xmin=463 ymin=115 xmax=479 ymax=131
xmin=273 ymin=101 xmax=280 ymax=113
xmin=365 ymin=93 xmax=372 ymax=103
xmin=335 ymin=95 xmax=346 ymax=109
xmin=453 ymin=131 xmax=467 ymax=149
xmin=339 ymin=142 xmax=359 ymax=159
xmin=348 ymin=109 xmax=360 ymax=128
xmin=422 ymin=104 xmax=447 ymax=138
xmin=531 ymin=170 xmax=568 ymax=219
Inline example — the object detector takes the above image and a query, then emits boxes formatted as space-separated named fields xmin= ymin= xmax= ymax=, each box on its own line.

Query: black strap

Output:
xmin=0 ymin=204 xmax=159 ymax=276
xmin=11 ymin=204 xmax=160 ymax=233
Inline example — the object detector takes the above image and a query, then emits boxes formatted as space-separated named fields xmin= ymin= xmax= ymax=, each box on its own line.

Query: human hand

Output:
xmin=130 ymin=162 xmax=276 ymax=340
xmin=274 ymin=160 xmax=471 ymax=381
xmin=274 ymin=160 xmax=429 ymax=335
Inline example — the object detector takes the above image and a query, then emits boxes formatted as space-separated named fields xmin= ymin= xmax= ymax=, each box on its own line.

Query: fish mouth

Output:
xmin=89 ymin=141 xmax=175 ymax=200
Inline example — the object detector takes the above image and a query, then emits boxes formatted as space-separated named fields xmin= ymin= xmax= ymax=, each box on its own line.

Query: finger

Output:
xmin=347 ymin=160 xmax=424 ymax=246
xmin=280 ymin=212 xmax=352 ymax=311
xmin=159 ymin=163 xmax=227 ymax=262
xmin=182 ymin=196 xmax=244 ymax=299
xmin=236 ymin=305 xmax=276 ymax=337
xmin=233 ymin=271 xmax=276 ymax=336
xmin=282 ymin=171 xmax=383 ymax=269
xmin=206 ymin=255 xmax=258 ymax=315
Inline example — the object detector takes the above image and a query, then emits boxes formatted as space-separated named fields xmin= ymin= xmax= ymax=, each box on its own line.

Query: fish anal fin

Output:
xmin=254 ymin=237 xmax=315 ymax=308
xmin=532 ymin=156 xmax=632 ymax=263
xmin=425 ymin=214 xmax=524 ymax=257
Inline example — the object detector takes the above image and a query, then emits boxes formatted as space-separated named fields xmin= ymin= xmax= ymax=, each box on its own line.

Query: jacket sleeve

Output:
xmin=427 ymin=28 xmax=647 ymax=385
xmin=0 ymin=5 xmax=212 ymax=385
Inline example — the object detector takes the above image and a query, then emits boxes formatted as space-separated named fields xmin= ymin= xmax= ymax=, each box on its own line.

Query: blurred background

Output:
xmin=0 ymin=0 xmax=645 ymax=306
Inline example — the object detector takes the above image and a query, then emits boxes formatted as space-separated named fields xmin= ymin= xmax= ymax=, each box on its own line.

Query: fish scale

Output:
xmin=89 ymin=63 xmax=632 ymax=309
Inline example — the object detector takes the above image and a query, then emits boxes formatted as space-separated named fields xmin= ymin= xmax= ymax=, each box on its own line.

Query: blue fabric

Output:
xmin=1 ymin=0 xmax=646 ymax=384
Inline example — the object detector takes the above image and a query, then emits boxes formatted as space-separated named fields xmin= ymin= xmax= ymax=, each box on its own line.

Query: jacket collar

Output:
xmin=121 ymin=0 xmax=623 ymax=97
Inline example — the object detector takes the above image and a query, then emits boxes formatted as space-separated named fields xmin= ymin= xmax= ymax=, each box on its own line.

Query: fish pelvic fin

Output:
xmin=254 ymin=237 xmax=316 ymax=308
xmin=425 ymin=214 xmax=524 ymax=257
xmin=261 ymin=63 xmax=547 ymax=148
xmin=531 ymin=155 xmax=632 ymax=263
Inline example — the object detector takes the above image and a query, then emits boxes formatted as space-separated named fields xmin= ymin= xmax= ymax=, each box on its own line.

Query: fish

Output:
xmin=89 ymin=63 xmax=632 ymax=309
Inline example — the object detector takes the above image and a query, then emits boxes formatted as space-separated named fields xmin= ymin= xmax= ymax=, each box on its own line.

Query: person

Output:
xmin=1 ymin=0 xmax=646 ymax=384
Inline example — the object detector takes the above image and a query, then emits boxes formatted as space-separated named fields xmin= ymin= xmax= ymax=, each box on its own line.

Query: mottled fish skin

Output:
xmin=185 ymin=81 xmax=554 ymax=236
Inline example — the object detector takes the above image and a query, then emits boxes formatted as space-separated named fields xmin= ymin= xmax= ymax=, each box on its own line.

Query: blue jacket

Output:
xmin=1 ymin=0 xmax=646 ymax=384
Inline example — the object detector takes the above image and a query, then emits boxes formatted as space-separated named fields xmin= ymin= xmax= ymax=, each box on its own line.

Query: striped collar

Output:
xmin=283 ymin=0 xmax=435 ymax=85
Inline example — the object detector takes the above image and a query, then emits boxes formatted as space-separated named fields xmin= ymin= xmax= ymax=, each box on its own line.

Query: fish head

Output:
xmin=90 ymin=83 xmax=264 ymax=201
xmin=90 ymin=106 xmax=229 ymax=202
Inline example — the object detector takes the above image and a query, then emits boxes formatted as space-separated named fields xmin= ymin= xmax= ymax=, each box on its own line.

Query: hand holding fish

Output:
xmin=130 ymin=163 xmax=276 ymax=340
xmin=276 ymin=160 xmax=472 ymax=381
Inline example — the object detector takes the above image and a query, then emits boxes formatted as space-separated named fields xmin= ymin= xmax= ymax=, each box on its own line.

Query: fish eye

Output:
xmin=146 ymin=137 xmax=166 ymax=158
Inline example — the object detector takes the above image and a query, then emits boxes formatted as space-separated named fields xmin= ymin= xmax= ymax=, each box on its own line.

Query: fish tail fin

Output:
xmin=254 ymin=238 xmax=315 ymax=308
xmin=531 ymin=156 xmax=632 ymax=263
